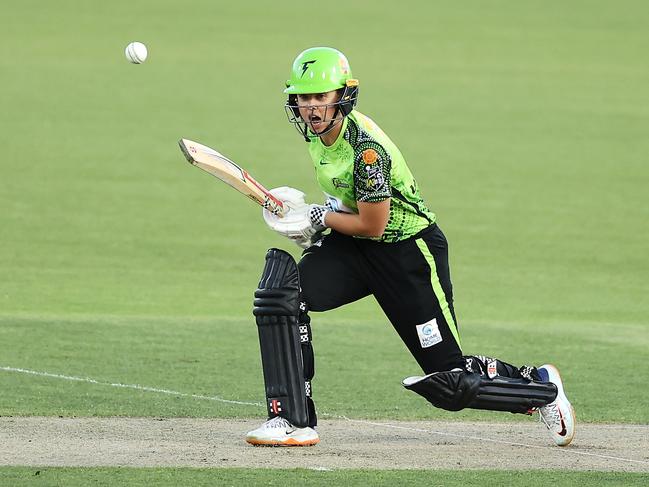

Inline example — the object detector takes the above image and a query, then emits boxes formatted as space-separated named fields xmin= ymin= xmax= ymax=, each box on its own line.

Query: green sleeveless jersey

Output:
xmin=307 ymin=110 xmax=435 ymax=242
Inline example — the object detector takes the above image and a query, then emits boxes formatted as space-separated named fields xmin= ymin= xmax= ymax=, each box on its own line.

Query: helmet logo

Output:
xmin=339 ymin=57 xmax=350 ymax=75
xmin=300 ymin=60 xmax=316 ymax=77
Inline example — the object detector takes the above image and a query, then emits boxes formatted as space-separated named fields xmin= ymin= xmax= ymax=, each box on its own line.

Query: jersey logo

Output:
xmin=332 ymin=178 xmax=350 ymax=189
xmin=300 ymin=60 xmax=316 ymax=77
xmin=362 ymin=148 xmax=378 ymax=164
xmin=365 ymin=164 xmax=385 ymax=191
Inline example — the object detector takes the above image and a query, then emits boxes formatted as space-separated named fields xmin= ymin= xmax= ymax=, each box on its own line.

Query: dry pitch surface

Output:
xmin=1 ymin=417 xmax=648 ymax=472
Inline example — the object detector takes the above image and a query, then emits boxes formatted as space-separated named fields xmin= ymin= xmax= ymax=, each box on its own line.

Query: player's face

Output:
xmin=296 ymin=90 xmax=342 ymax=134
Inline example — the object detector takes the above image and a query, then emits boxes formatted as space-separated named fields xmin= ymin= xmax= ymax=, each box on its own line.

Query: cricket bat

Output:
xmin=178 ymin=138 xmax=285 ymax=217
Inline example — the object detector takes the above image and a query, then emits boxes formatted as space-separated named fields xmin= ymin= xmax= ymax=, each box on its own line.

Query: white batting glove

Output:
xmin=292 ymin=230 xmax=325 ymax=249
xmin=262 ymin=187 xmax=329 ymax=247
xmin=307 ymin=205 xmax=328 ymax=232
xmin=262 ymin=186 xmax=305 ymax=231
xmin=267 ymin=186 xmax=306 ymax=211
xmin=267 ymin=204 xmax=328 ymax=239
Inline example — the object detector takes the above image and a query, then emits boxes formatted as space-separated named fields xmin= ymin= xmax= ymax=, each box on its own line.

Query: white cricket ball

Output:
xmin=125 ymin=42 xmax=148 ymax=64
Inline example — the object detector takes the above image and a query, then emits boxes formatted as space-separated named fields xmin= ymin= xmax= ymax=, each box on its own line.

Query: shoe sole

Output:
xmin=542 ymin=364 xmax=576 ymax=447
xmin=246 ymin=437 xmax=320 ymax=447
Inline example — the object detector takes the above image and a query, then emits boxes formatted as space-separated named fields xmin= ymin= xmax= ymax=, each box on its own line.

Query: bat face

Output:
xmin=179 ymin=138 xmax=284 ymax=217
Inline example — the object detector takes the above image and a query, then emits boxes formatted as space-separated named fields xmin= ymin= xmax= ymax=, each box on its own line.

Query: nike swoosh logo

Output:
xmin=319 ymin=159 xmax=329 ymax=165
xmin=558 ymin=411 xmax=567 ymax=436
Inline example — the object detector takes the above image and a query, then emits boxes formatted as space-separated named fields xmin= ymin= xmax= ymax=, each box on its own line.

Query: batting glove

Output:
xmin=307 ymin=205 xmax=328 ymax=232
xmin=264 ymin=204 xmax=329 ymax=240
xmin=262 ymin=187 xmax=329 ymax=245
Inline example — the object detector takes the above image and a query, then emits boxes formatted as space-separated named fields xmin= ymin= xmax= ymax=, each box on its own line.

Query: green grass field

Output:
xmin=1 ymin=0 xmax=648 ymax=484
xmin=2 ymin=467 xmax=649 ymax=487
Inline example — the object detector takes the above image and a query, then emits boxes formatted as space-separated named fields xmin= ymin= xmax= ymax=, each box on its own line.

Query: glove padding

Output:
xmin=265 ymin=186 xmax=306 ymax=212
xmin=265 ymin=203 xmax=328 ymax=239
xmin=263 ymin=187 xmax=329 ymax=248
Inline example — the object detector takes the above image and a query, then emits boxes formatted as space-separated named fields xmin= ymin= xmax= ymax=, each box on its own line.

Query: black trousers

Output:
xmin=299 ymin=224 xmax=465 ymax=373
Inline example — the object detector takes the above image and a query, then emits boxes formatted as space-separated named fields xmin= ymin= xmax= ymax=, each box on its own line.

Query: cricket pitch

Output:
xmin=1 ymin=417 xmax=648 ymax=472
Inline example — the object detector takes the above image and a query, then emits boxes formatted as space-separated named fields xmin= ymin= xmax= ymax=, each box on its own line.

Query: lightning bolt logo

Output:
xmin=300 ymin=60 xmax=316 ymax=77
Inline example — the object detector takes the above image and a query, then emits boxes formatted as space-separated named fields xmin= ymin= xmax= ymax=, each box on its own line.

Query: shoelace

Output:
xmin=539 ymin=403 xmax=561 ymax=431
xmin=265 ymin=416 xmax=292 ymax=429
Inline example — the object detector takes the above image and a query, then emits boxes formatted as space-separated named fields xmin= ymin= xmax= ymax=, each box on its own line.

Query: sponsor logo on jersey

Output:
xmin=365 ymin=164 xmax=385 ymax=191
xmin=416 ymin=319 xmax=442 ymax=348
xmin=362 ymin=148 xmax=378 ymax=164
xmin=332 ymin=178 xmax=350 ymax=189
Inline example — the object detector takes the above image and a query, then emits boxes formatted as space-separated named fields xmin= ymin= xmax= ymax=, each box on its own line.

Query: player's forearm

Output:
xmin=324 ymin=211 xmax=387 ymax=238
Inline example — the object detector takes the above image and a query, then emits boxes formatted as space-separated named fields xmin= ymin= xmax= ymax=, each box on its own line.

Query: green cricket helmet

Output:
xmin=284 ymin=47 xmax=359 ymax=141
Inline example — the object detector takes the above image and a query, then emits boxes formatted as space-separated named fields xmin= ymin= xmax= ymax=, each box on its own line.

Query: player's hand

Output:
xmin=263 ymin=187 xmax=329 ymax=246
xmin=292 ymin=230 xmax=324 ymax=249
xmin=264 ymin=203 xmax=329 ymax=240
xmin=263 ymin=186 xmax=307 ymax=246
xmin=267 ymin=186 xmax=306 ymax=212
xmin=263 ymin=186 xmax=308 ymax=237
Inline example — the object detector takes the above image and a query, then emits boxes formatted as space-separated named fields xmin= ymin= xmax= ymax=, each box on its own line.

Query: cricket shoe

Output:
xmin=245 ymin=416 xmax=319 ymax=447
xmin=537 ymin=364 xmax=575 ymax=446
